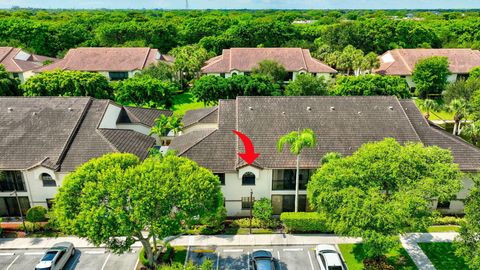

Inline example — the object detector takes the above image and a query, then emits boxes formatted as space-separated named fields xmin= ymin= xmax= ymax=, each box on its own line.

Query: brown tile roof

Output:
xmin=375 ymin=49 xmax=480 ymax=76
xmin=182 ymin=107 xmax=218 ymax=128
xmin=171 ymin=96 xmax=480 ymax=173
xmin=0 ymin=97 xmax=160 ymax=172
xmin=36 ymin=47 xmax=173 ymax=73
xmin=201 ymin=48 xmax=337 ymax=74
xmin=0 ymin=47 xmax=58 ymax=73
xmin=118 ymin=106 xmax=172 ymax=127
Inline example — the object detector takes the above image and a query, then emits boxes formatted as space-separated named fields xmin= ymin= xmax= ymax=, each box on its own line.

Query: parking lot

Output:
xmin=0 ymin=248 xmax=139 ymax=270
xmin=188 ymin=245 xmax=324 ymax=270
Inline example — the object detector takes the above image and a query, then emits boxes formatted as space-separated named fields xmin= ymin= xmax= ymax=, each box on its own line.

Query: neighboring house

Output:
xmin=0 ymin=97 xmax=171 ymax=217
xmin=375 ymin=48 xmax=480 ymax=88
xmin=201 ymin=48 xmax=337 ymax=81
xmin=35 ymin=47 xmax=174 ymax=81
xmin=0 ymin=47 xmax=58 ymax=82
xmin=170 ymin=96 xmax=480 ymax=216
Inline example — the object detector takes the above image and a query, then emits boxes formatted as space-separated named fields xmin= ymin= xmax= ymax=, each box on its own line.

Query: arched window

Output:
xmin=41 ymin=173 xmax=56 ymax=187
xmin=242 ymin=172 xmax=255 ymax=186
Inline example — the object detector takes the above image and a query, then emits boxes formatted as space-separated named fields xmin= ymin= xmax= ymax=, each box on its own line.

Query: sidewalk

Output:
xmin=400 ymin=232 xmax=458 ymax=270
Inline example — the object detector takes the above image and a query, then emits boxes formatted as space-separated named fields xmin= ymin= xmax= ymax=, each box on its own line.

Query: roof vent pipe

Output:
xmin=248 ymin=106 xmax=253 ymax=111
xmin=330 ymin=106 xmax=335 ymax=111
xmin=388 ymin=106 xmax=394 ymax=110
xmin=7 ymin=107 xmax=12 ymax=112
xmin=32 ymin=112 xmax=37 ymax=116
xmin=307 ymin=107 xmax=311 ymax=111
xmin=68 ymin=108 xmax=73 ymax=111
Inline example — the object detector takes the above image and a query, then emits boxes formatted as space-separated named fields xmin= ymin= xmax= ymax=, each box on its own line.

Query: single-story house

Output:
xmin=0 ymin=47 xmax=58 ymax=82
xmin=0 ymin=97 xmax=171 ymax=217
xmin=375 ymin=48 xmax=480 ymax=88
xmin=35 ymin=47 xmax=174 ymax=81
xmin=170 ymin=96 xmax=480 ymax=217
xmin=201 ymin=48 xmax=337 ymax=81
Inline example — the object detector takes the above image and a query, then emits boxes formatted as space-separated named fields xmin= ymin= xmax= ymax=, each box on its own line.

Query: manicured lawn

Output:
xmin=414 ymin=99 xmax=455 ymax=121
xmin=172 ymin=92 xmax=211 ymax=116
xmin=427 ymin=225 xmax=460 ymax=233
xmin=338 ymin=243 xmax=417 ymax=270
xmin=418 ymin=242 xmax=469 ymax=270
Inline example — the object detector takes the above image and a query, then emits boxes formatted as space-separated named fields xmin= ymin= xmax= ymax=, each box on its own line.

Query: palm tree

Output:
xmin=447 ymin=99 xmax=468 ymax=135
xmin=462 ymin=121 xmax=480 ymax=146
xmin=419 ymin=99 xmax=438 ymax=120
xmin=168 ymin=115 xmax=183 ymax=136
xmin=277 ymin=129 xmax=317 ymax=212
xmin=149 ymin=115 xmax=170 ymax=137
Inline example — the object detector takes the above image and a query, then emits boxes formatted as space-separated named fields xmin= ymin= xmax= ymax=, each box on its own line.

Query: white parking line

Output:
xmin=277 ymin=250 xmax=283 ymax=270
xmin=253 ymin=249 xmax=273 ymax=252
xmin=0 ymin=253 xmax=15 ymax=256
xmin=223 ymin=249 xmax=243 ymax=253
xmin=283 ymin=248 xmax=303 ymax=252
xmin=66 ymin=252 xmax=80 ymax=270
xmin=307 ymin=250 xmax=315 ymax=270
xmin=24 ymin=252 xmax=44 ymax=256
xmin=6 ymin=255 xmax=19 ymax=270
xmin=277 ymin=250 xmax=281 ymax=260
xmin=133 ymin=258 xmax=139 ymax=270
xmin=215 ymin=252 xmax=220 ymax=270
xmin=85 ymin=250 xmax=106 ymax=254
xmin=247 ymin=252 xmax=250 ymax=270
xmin=100 ymin=253 xmax=111 ymax=270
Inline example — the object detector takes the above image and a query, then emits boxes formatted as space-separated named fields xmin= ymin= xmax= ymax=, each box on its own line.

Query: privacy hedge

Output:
xmin=280 ymin=212 xmax=330 ymax=233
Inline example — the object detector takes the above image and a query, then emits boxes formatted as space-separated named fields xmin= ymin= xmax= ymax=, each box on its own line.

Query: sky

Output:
xmin=1 ymin=0 xmax=480 ymax=10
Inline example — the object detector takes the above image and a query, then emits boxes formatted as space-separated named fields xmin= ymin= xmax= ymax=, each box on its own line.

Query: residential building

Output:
xmin=170 ymin=96 xmax=480 ymax=216
xmin=201 ymin=48 xmax=337 ymax=81
xmin=0 ymin=47 xmax=58 ymax=82
xmin=36 ymin=47 xmax=174 ymax=81
xmin=0 ymin=97 xmax=171 ymax=217
xmin=375 ymin=48 xmax=480 ymax=88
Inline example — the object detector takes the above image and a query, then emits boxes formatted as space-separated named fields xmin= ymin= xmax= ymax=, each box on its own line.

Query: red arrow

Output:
xmin=232 ymin=130 xmax=260 ymax=165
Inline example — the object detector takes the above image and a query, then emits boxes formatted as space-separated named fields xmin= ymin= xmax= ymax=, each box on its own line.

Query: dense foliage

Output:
xmin=331 ymin=74 xmax=410 ymax=98
xmin=252 ymin=198 xmax=273 ymax=228
xmin=252 ymin=60 xmax=287 ymax=83
xmin=284 ymin=73 xmax=329 ymax=96
xmin=280 ymin=212 xmax=329 ymax=233
xmin=307 ymin=139 xmax=461 ymax=259
xmin=22 ymin=70 xmax=113 ymax=99
xmin=412 ymin=56 xmax=450 ymax=98
xmin=455 ymin=175 xmax=480 ymax=269
xmin=113 ymin=76 xmax=177 ymax=109
xmin=26 ymin=206 xmax=47 ymax=223
xmin=0 ymin=65 xmax=20 ymax=96
xmin=52 ymin=153 xmax=223 ymax=268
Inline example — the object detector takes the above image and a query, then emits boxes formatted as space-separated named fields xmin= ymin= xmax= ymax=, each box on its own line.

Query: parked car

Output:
xmin=315 ymin=244 xmax=347 ymax=270
xmin=35 ymin=242 xmax=75 ymax=270
xmin=250 ymin=250 xmax=276 ymax=270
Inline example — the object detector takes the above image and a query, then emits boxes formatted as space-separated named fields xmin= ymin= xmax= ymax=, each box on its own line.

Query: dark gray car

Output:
xmin=250 ymin=250 xmax=276 ymax=270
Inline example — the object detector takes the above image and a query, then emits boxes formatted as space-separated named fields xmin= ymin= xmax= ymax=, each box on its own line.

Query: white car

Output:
xmin=315 ymin=244 xmax=347 ymax=270
xmin=35 ymin=242 xmax=75 ymax=270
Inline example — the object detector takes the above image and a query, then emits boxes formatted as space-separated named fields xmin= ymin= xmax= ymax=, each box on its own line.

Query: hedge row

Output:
xmin=434 ymin=216 xmax=464 ymax=225
xmin=280 ymin=212 xmax=330 ymax=233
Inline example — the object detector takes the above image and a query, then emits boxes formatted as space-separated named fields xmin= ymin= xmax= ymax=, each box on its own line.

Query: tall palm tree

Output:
xmin=149 ymin=115 xmax=170 ymax=137
xmin=447 ymin=99 xmax=468 ymax=135
xmin=277 ymin=129 xmax=317 ymax=212
xmin=462 ymin=121 xmax=480 ymax=146
xmin=419 ymin=99 xmax=437 ymax=120
xmin=168 ymin=115 xmax=183 ymax=136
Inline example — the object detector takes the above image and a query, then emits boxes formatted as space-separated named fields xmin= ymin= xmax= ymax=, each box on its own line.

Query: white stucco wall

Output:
xmin=99 ymin=103 xmax=121 ymax=129
xmin=22 ymin=167 xmax=62 ymax=208
xmin=435 ymin=176 xmax=475 ymax=215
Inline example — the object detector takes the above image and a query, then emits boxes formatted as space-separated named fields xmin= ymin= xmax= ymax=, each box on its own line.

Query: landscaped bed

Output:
xmin=338 ymin=243 xmax=417 ymax=270
xmin=418 ymin=242 xmax=469 ymax=270
xmin=172 ymin=92 xmax=210 ymax=116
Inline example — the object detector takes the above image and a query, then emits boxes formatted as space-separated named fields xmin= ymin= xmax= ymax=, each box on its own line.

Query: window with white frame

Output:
xmin=41 ymin=173 xmax=56 ymax=187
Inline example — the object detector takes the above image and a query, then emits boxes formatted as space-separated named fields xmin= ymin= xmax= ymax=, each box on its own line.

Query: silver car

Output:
xmin=35 ymin=242 xmax=75 ymax=270
xmin=315 ymin=244 xmax=347 ymax=270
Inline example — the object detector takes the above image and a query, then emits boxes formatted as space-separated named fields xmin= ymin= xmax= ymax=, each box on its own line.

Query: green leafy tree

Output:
xmin=277 ymin=129 xmax=317 ymax=212
xmin=331 ymin=75 xmax=410 ymax=98
xmin=169 ymin=45 xmax=210 ymax=88
xmin=253 ymin=198 xmax=273 ymax=228
xmin=149 ymin=115 xmax=183 ymax=137
xmin=0 ymin=65 xmax=21 ymax=96
xmin=113 ymin=76 xmax=177 ymax=109
xmin=361 ymin=52 xmax=380 ymax=74
xmin=337 ymin=45 xmax=364 ymax=75
xmin=52 ymin=153 xmax=223 ymax=269
xmin=320 ymin=152 xmax=342 ymax=165
xmin=455 ymin=175 xmax=480 ymax=269
xmin=228 ymin=74 xmax=281 ymax=97
xmin=469 ymin=67 xmax=480 ymax=80
xmin=418 ymin=99 xmax=438 ymax=120
xmin=412 ymin=56 xmax=450 ymax=98
xmin=190 ymin=75 xmax=230 ymax=105
xmin=307 ymin=139 xmax=461 ymax=263
xmin=22 ymin=70 xmax=113 ymax=99
xmin=461 ymin=121 xmax=480 ymax=146
xmin=252 ymin=59 xmax=287 ymax=83
xmin=285 ymin=73 xmax=328 ymax=96
xmin=443 ymin=78 xmax=480 ymax=104
xmin=137 ymin=62 xmax=176 ymax=82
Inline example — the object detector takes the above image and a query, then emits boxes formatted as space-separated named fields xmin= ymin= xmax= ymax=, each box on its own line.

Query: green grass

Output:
xmin=223 ymin=227 xmax=274 ymax=235
xmin=427 ymin=225 xmax=460 ymax=233
xmin=414 ymin=98 xmax=455 ymax=121
xmin=172 ymin=92 xmax=211 ymax=116
xmin=338 ymin=243 xmax=417 ymax=270
xmin=418 ymin=242 xmax=469 ymax=270
xmin=172 ymin=246 xmax=187 ymax=264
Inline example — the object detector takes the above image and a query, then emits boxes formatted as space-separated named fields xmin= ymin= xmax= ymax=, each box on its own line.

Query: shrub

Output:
xmin=280 ymin=212 xmax=330 ymax=233
xmin=331 ymin=74 xmax=410 ymax=98
xmin=114 ymin=76 xmax=177 ymax=109
xmin=19 ymin=221 xmax=43 ymax=232
xmin=253 ymin=198 xmax=273 ymax=228
xmin=434 ymin=216 xmax=464 ymax=225
xmin=26 ymin=206 xmax=48 ymax=223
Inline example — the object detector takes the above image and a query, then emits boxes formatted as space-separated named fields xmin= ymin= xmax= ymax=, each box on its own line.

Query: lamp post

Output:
xmin=11 ymin=188 xmax=27 ymax=235
xmin=249 ymin=189 xmax=253 ymax=234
